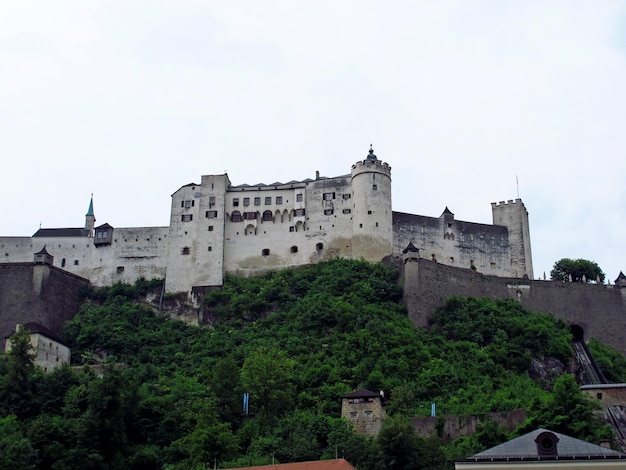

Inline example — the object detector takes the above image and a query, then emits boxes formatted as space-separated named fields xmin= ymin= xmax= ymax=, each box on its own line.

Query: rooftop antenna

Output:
xmin=516 ymin=175 xmax=520 ymax=199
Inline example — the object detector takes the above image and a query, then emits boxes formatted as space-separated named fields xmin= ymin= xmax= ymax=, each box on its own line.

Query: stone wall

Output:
xmin=411 ymin=410 xmax=527 ymax=442
xmin=0 ymin=263 xmax=88 ymax=350
xmin=402 ymin=257 xmax=626 ymax=356
xmin=581 ymin=384 xmax=626 ymax=408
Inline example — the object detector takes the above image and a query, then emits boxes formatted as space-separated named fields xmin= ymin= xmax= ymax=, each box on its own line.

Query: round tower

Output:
xmin=351 ymin=145 xmax=392 ymax=262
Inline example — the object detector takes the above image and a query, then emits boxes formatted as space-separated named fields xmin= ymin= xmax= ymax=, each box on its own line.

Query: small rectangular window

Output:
xmin=342 ymin=208 xmax=351 ymax=214
xmin=208 ymin=246 xmax=212 ymax=251
xmin=296 ymin=193 xmax=303 ymax=202
xmin=323 ymin=192 xmax=335 ymax=200
xmin=73 ymin=260 xmax=79 ymax=265
xmin=182 ymin=247 xmax=190 ymax=255
xmin=233 ymin=198 xmax=239 ymax=207
xmin=206 ymin=210 xmax=218 ymax=218
xmin=254 ymin=197 xmax=261 ymax=206
xmin=116 ymin=266 xmax=124 ymax=273
xmin=209 ymin=196 xmax=216 ymax=207
xmin=324 ymin=208 xmax=333 ymax=215
xmin=244 ymin=212 xmax=258 ymax=220
xmin=349 ymin=411 xmax=358 ymax=419
xmin=294 ymin=208 xmax=305 ymax=217
xmin=276 ymin=196 xmax=283 ymax=205
xmin=243 ymin=197 xmax=250 ymax=206
xmin=343 ymin=194 xmax=351 ymax=200
xmin=372 ymin=184 xmax=377 ymax=190
xmin=265 ymin=197 xmax=272 ymax=205
xmin=184 ymin=200 xmax=194 ymax=208
xmin=289 ymin=226 xmax=295 ymax=232
xmin=182 ymin=214 xmax=193 ymax=222
xmin=367 ymin=210 xmax=372 ymax=215
xmin=208 ymin=226 xmax=214 ymax=231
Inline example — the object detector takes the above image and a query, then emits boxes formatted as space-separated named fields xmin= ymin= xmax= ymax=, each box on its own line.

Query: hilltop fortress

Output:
xmin=1 ymin=147 xmax=533 ymax=297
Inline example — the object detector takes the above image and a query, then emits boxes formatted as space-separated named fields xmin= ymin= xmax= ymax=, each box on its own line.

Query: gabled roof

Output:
xmin=5 ymin=322 xmax=67 ymax=346
xmin=34 ymin=245 xmax=51 ymax=255
xmin=440 ymin=206 xmax=454 ymax=217
xmin=341 ymin=389 xmax=382 ymax=399
xmin=402 ymin=241 xmax=420 ymax=254
xmin=228 ymin=459 xmax=356 ymax=470
xmin=460 ymin=428 xmax=625 ymax=462
xmin=33 ymin=228 xmax=90 ymax=237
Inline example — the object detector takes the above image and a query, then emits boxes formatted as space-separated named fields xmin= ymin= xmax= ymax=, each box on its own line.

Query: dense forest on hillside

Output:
xmin=0 ymin=259 xmax=621 ymax=469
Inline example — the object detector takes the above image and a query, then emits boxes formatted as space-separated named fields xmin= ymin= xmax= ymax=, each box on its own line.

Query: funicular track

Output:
xmin=573 ymin=339 xmax=607 ymax=385
xmin=573 ymin=339 xmax=626 ymax=451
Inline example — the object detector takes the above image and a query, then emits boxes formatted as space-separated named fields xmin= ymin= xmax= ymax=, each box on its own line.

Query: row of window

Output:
xmin=181 ymin=243 xmax=324 ymax=256
xmin=233 ymin=195 xmax=286 ymax=207
xmin=228 ymin=192 xmax=352 ymax=207
xmin=349 ymin=410 xmax=373 ymax=419
xmin=183 ymin=207 xmax=354 ymax=223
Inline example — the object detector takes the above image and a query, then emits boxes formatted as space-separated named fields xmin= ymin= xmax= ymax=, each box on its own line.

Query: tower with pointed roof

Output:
xmin=84 ymin=195 xmax=95 ymax=238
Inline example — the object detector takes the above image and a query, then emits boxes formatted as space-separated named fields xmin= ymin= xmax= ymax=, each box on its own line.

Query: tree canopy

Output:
xmin=550 ymin=258 xmax=605 ymax=283
xmin=0 ymin=259 xmax=616 ymax=468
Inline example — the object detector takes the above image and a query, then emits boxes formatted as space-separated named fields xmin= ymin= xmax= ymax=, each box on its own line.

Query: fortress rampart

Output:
xmin=0 ymin=262 xmax=88 ymax=350
xmin=402 ymin=257 xmax=626 ymax=356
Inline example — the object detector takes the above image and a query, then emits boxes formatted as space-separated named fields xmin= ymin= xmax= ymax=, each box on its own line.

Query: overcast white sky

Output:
xmin=1 ymin=1 xmax=624 ymax=281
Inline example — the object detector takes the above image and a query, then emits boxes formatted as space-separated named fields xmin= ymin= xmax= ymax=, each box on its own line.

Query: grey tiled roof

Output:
xmin=33 ymin=228 xmax=89 ymax=237
xmin=462 ymin=429 xmax=625 ymax=462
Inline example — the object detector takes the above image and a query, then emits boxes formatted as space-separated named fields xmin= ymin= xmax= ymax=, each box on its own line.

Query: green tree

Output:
xmin=0 ymin=325 xmax=37 ymax=419
xmin=377 ymin=415 xmax=421 ymax=470
xmin=241 ymin=346 xmax=295 ymax=422
xmin=525 ymin=374 xmax=612 ymax=442
xmin=0 ymin=415 xmax=38 ymax=469
xmin=550 ymin=258 xmax=605 ymax=283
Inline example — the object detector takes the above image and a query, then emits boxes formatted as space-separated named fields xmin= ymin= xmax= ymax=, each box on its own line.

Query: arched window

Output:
xmin=262 ymin=210 xmax=273 ymax=222
xmin=262 ymin=248 xmax=270 ymax=256
xmin=231 ymin=211 xmax=242 ymax=222
xmin=290 ymin=246 xmax=298 ymax=253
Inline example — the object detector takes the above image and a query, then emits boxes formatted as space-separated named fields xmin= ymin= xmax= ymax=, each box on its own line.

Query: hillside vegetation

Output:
xmin=0 ymin=259 xmax=616 ymax=469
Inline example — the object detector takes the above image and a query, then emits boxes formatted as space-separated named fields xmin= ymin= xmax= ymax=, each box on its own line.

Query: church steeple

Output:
xmin=85 ymin=195 xmax=96 ymax=237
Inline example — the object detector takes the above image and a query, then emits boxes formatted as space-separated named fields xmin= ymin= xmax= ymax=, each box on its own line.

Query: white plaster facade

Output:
xmin=5 ymin=324 xmax=71 ymax=372
xmin=0 ymin=147 xmax=533 ymax=296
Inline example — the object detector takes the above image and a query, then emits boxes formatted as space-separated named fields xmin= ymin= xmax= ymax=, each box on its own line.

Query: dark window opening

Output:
xmin=290 ymin=246 xmax=298 ymax=253
xmin=262 ymin=248 xmax=270 ymax=256
xmin=182 ymin=247 xmax=190 ymax=255
xmin=316 ymin=243 xmax=323 ymax=250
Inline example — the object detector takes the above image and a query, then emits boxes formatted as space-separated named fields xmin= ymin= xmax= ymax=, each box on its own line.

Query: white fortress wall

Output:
xmin=2 ymin=147 xmax=534 ymax=294
xmin=91 ymin=226 xmax=169 ymax=286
